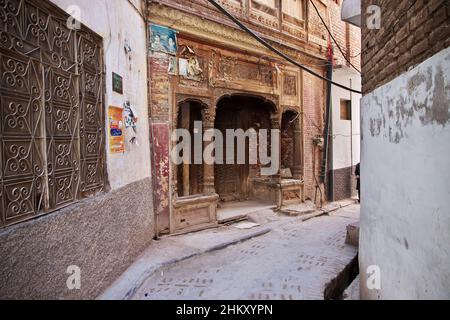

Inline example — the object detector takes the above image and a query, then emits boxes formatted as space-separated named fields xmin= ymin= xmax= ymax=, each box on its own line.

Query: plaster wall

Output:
xmin=51 ymin=0 xmax=151 ymax=190
xmin=0 ymin=178 xmax=154 ymax=299
xmin=359 ymin=47 xmax=450 ymax=299
xmin=331 ymin=67 xmax=361 ymax=171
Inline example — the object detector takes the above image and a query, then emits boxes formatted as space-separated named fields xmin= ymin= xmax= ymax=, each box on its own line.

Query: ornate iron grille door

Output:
xmin=0 ymin=0 xmax=105 ymax=228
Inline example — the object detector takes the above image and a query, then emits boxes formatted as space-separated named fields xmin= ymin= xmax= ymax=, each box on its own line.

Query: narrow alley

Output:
xmin=104 ymin=204 xmax=360 ymax=300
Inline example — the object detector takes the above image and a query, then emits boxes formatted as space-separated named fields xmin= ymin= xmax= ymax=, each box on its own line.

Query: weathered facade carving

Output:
xmin=283 ymin=74 xmax=298 ymax=96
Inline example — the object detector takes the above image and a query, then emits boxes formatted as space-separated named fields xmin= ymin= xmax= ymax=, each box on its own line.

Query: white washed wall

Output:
xmin=360 ymin=47 xmax=450 ymax=299
xmin=51 ymin=0 xmax=151 ymax=190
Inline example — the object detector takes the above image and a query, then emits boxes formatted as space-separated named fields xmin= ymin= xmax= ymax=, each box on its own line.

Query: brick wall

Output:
xmin=306 ymin=0 xmax=361 ymax=70
xmin=308 ymin=0 xmax=329 ymax=40
xmin=149 ymin=53 xmax=171 ymax=120
xmin=331 ymin=166 xmax=357 ymax=201
xmin=329 ymin=0 xmax=361 ymax=69
xmin=362 ymin=0 xmax=450 ymax=94
xmin=303 ymin=69 xmax=326 ymax=202
xmin=148 ymin=52 xmax=172 ymax=233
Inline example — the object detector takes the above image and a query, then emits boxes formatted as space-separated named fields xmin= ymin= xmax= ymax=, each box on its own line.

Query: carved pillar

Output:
xmin=270 ymin=113 xmax=282 ymax=208
xmin=180 ymin=103 xmax=191 ymax=196
xmin=202 ymin=107 xmax=216 ymax=195
xmin=270 ymin=113 xmax=282 ymax=182
xmin=293 ymin=118 xmax=303 ymax=180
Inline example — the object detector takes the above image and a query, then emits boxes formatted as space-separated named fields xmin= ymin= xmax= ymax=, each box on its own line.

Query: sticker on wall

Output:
xmin=112 ymin=72 xmax=123 ymax=94
xmin=150 ymin=24 xmax=177 ymax=55
xmin=168 ymin=56 xmax=178 ymax=75
xmin=124 ymin=101 xmax=138 ymax=129
xmin=108 ymin=106 xmax=125 ymax=154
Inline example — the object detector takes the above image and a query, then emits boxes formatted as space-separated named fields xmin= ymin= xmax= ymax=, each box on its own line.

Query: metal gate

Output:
xmin=0 ymin=0 xmax=105 ymax=228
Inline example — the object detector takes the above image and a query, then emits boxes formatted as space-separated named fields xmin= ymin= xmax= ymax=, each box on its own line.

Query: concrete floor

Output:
xmin=217 ymin=200 xmax=276 ymax=223
xmin=131 ymin=204 xmax=360 ymax=300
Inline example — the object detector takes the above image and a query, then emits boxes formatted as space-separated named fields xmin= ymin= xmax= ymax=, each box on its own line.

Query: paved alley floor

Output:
xmin=130 ymin=204 xmax=360 ymax=300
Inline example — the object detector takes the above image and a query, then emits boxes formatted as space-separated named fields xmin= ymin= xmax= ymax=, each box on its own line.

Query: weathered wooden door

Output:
xmin=215 ymin=106 xmax=250 ymax=202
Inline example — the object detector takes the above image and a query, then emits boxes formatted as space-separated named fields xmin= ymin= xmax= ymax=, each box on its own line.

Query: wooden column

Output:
xmin=202 ymin=108 xmax=216 ymax=195
xmin=293 ymin=118 xmax=303 ymax=180
xmin=180 ymin=102 xmax=190 ymax=197
xmin=270 ymin=113 xmax=282 ymax=182
xmin=270 ymin=113 xmax=282 ymax=208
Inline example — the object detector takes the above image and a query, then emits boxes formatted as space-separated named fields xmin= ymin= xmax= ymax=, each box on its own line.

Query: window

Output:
xmin=282 ymin=0 xmax=304 ymax=20
xmin=0 ymin=0 xmax=106 ymax=228
xmin=254 ymin=0 xmax=277 ymax=7
xmin=340 ymin=99 xmax=352 ymax=120
xmin=252 ymin=0 xmax=279 ymax=16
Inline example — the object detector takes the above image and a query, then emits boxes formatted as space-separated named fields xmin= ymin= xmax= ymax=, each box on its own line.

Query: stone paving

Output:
xmin=131 ymin=204 xmax=360 ymax=300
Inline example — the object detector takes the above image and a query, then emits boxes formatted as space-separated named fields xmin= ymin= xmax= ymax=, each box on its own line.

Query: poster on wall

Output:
xmin=178 ymin=58 xmax=188 ymax=77
xmin=124 ymin=101 xmax=138 ymax=129
xmin=150 ymin=24 xmax=177 ymax=55
xmin=108 ymin=106 xmax=125 ymax=154
xmin=168 ymin=56 xmax=178 ymax=75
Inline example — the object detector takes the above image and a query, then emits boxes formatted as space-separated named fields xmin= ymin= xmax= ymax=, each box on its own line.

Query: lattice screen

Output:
xmin=0 ymin=0 xmax=105 ymax=227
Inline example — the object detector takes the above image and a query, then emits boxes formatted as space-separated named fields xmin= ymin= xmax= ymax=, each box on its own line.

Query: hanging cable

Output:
xmin=206 ymin=0 xmax=362 ymax=95
xmin=309 ymin=0 xmax=361 ymax=74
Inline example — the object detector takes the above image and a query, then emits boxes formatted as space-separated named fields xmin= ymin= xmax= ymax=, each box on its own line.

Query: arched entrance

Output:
xmin=214 ymin=95 xmax=276 ymax=202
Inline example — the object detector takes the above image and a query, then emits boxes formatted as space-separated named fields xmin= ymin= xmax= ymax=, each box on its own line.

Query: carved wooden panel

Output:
xmin=280 ymin=69 xmax=301 ymax=107
xmin=249 ymin=0 xmax=280 ymax=30
xmin=283 ymin=74 xmax=297 ymax=96
xmin=212 ymin=53 xmax=277 ymax=94
xmin=0 ymin=0 xmax=105 ymax=228
xmin=217 ymin=0 xmax=244 ymax=16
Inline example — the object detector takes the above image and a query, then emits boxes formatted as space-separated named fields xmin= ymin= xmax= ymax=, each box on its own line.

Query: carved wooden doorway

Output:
xmin=215 ymin=95 xmax=273 ymax=202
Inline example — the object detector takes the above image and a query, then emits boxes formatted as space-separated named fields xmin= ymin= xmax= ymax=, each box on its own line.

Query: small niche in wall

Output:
xmin=340 ymin=99 xmax=352 ymax=121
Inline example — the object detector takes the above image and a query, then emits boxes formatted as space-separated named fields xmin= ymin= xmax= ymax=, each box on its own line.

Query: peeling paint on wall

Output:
xmin=151 ymin=123 xmax=171 ymax=233
xmin=364 ymin=50 xmax=450 ymax=144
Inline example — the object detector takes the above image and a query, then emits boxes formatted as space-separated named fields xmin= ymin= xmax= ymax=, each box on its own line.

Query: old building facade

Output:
xmin=148 ymin=0 xmax=362 ymax=234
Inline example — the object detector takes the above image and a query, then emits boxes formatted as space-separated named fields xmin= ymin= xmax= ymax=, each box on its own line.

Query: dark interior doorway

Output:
xmin=214 ymin=95 xmax=273 ymax=202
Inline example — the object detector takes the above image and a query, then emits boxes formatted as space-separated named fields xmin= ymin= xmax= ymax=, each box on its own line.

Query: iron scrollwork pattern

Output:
xmin=0 ymin=0 xmax=105 ymax=227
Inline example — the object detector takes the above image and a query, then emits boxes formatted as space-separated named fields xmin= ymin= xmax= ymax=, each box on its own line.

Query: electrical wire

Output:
xmin=206 ymin=0 xmax=362 ymax=95
xmin=309 ymin=0 xmax=361 ymax=74
xmin=127 ymin=0 xmax=145 ymax=21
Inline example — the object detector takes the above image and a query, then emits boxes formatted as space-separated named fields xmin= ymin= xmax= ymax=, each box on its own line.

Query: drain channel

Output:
xmin=324 ymin=254 xmax=359 ymax=300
